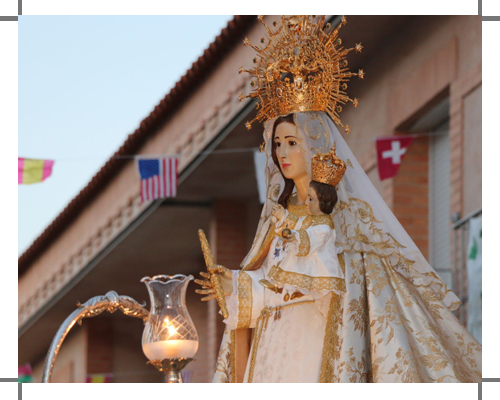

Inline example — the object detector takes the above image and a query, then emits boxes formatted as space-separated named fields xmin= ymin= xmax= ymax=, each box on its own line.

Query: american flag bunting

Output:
xmin=137 ymin=157 xmax=178 ymax=203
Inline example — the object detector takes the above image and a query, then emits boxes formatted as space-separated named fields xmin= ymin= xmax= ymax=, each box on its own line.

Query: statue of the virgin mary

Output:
xmin=195 ymin=15 xmax=481 ymax=383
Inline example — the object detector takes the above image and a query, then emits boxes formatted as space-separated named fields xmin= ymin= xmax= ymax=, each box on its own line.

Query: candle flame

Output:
xmin=162 ymin=317 xmax=178 ymax=338
xmin=168 ymin=325 xmax=178 ymax=337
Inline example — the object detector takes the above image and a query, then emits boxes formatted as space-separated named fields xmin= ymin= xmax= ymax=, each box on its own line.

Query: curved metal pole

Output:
xmin=42 ymin=291 xmax=149 ymax=383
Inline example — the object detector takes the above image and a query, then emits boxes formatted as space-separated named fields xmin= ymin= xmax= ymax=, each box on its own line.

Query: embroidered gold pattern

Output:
xmin=300 ymin=215 xmax=313 ymax=230
xmin=276 ymin=212 xmax=300 ymax=236
xmin=319 ymin=292 xmax=343 ymax=382
xmin=338 ymin=348 xmax=372 ymax=383
xmin=247 ymin=300 xmax=315 ymax=383
xmin=334 ymin=196 xmax=455 ymax=307
xmin=365 ymin=254 xmax=391 ymax=298
xmin=230 ymin=329 xmax=236 ymax=383
xmin=300 ymin=214 xmax=334 ymax=230
xmin=285 ymin=212 xmax=300 ymax=226
xmin=338 ymin=252 xmax=346 ymax=276
xmin=237 ymin=272 xmax=253 ymax=328
xmin=412 ymin=316 xmax=482 ymax=383
xmin=296 ymin=229 xmax=311 ymax=256
xmin=448 ymin=301 xmax=462 ymax=312
xmin=242 ymin=221 xmax=277 ymax=271
xmin=214 ymin=328 xmax=233 ymax=383
xmin=387 ymin=348 xmax=422 ymax=382
xmin=347 ymin=295 xmax=368 ymax=337
xmin=271 ymin=183 xmax=281 ymax=201
xmin=349 ymin=250 xmax=482 ymax=383
xmin=269 ymin=265 xmax=346 ymax=293
xmin=286 ymin=202 xmax=309 ymax=217
xmin=371 ymin=354 xmax=388 ymax=382
xmin=304 ymin=114 xmax=329 ymax=142
xmin=349 ymin=258 xmax=365 ymax=286
xmin=369 ymin=297 xmax=407 ymax=348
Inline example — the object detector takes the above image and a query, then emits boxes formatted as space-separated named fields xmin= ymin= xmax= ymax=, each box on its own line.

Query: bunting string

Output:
xmin=21 ymin=129 xmax=449 ymax=163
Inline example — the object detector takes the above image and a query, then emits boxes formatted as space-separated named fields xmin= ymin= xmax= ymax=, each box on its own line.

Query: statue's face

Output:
xmin=306 ymin=186 xmax=323 ymax=216
xmin=274 ymin=122 xmax=308 ymax=181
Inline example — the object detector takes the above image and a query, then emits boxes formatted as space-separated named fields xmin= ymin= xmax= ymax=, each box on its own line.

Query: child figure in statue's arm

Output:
xmin=271 ymin=179 xmax=337 ymax=241
xmin=306 ymin=180 xmax=337 ymax=218
xmin=267 ymin=179 xmax=345 ymax=304
xmin=268 ymin=179 xmax=338 ymax=267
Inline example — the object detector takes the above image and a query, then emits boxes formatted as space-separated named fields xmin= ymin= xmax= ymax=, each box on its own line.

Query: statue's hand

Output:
xmin=207 ymin=265 xmax=231 ymax=277
xmin=195 ymin=265 xmax=233 ymax=300
xmin=194 ymin=271 xmax=216 ymax=301
xmin=282 ymin=231 xmax=296 ymax=242
xmin=271 ymin=204 xmax=286 ymax=220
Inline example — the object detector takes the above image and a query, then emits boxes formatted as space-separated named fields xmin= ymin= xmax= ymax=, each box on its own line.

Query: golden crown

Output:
xmin=239 ymin=15 xmax=364 ymax=133
xmin=311 ymin=142 xmax=346 ymax=186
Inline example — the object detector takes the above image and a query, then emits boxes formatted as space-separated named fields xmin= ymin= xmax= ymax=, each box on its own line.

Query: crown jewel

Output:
xmin=311 ymin=142 xmax=346 ymax=186
xmin=239 ymin=15 xmax=363 ymax=132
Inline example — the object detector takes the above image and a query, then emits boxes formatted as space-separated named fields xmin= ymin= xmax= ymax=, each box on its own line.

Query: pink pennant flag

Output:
xmin=18 ymin=363 xmax=32 ymax=377
xmin=18 ymin=363 xmax=33 ymax=383
xmin=18 ymin=158 xmax=54 ymax=184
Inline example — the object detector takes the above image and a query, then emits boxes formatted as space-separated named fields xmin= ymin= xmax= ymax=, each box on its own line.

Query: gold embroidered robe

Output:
xmin=212 ymin=202 xmax=482 ymax=383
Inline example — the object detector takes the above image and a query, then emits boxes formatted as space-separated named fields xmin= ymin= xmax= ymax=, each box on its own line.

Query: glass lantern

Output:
xmin=141 ymin=274 xmax=199 ymax=382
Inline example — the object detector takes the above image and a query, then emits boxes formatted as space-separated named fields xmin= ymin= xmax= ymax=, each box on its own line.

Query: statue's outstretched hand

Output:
xmin=195 ymin=265 xmax=233 ymax=300
xmin=194 ymin=271 xmax=215 ymax=301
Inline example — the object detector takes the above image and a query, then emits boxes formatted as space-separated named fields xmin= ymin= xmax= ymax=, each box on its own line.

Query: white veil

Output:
xmin=242 ymin=111 xmax=459 ymax=311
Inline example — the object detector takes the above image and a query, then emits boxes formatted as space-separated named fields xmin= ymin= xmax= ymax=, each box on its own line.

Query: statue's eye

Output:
xmin=276 ymin=142 xmax=281 ymax=147
xmin=289 ymin=140 xmax=297 ymax=146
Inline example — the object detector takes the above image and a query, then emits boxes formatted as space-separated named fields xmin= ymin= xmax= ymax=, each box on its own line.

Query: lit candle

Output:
xmin=143 ymin=340 xmax=199 ymax=360
xmin=142 ymin=317 xmax=199 ymax=360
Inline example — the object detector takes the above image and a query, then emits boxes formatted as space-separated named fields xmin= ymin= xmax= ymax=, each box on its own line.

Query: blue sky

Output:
xmin=18 ymin=15 xmax=233 ymax=255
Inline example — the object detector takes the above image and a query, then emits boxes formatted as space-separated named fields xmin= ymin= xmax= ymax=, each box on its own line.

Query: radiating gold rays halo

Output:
xmin=239 ymin=15 xmax=364 ymax=133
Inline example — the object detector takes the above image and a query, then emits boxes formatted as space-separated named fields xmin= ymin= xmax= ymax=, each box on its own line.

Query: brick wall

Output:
xmin=32 ymin=325 xmax=88 ymax=383
xmin=448 ymin=63 xmax=482 ymax=323
xmin=204 ymin=198 xmax=250 ymax=381
xmin=212 ymin=199 xmax=249 ymax=270
xmin=111 ymin=316 xmax=159 ymax=383
xmin=393 ymin=136 xmax=430 ymax=260
xmin=87 ymin=317 xmax=114 ymax=376
xmin=184 ymin=285 xmax=212 ymax=383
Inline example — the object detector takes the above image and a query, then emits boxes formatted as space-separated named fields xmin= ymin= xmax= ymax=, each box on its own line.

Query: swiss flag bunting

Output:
xmin=376 ymin=135 xmax=416 ymax=180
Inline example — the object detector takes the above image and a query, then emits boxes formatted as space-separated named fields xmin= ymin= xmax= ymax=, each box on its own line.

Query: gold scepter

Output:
xmin=197 ymin=229 xmax=229 ymax=319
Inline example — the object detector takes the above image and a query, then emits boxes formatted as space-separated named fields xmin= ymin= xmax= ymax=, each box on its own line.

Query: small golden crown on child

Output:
xmin=311 ymin=142 xmax=346 ymax=187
